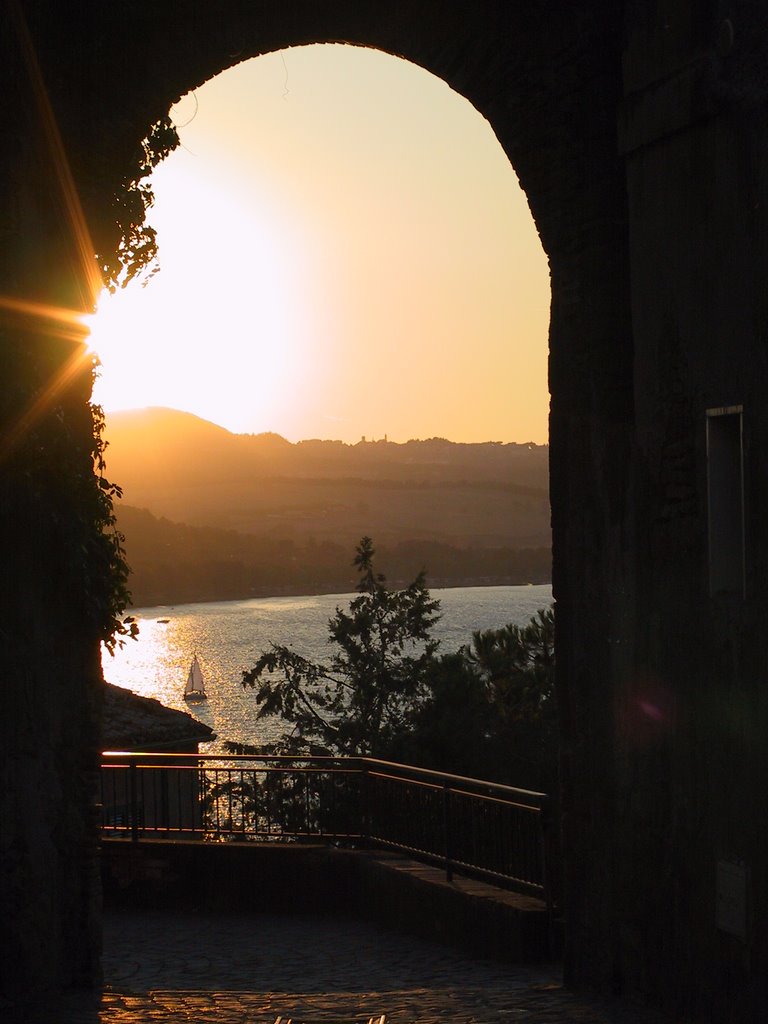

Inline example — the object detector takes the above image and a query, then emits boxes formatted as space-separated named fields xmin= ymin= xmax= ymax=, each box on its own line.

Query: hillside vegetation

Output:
xmin=105 ymin=408 xmax=551 ymax=605
xmin=116 ymin=504 xmax=551 ymax=606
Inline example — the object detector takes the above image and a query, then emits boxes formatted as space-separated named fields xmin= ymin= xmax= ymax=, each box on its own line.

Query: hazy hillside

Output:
xmin=104 ymin=408 xmax=551 ymax=551
xmin=117 ymin=505 xmax=552 ymax=607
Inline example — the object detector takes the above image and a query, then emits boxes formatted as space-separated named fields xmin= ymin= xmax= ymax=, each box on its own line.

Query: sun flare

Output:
xmin=87 ymin=164 xmax=308 ymax=432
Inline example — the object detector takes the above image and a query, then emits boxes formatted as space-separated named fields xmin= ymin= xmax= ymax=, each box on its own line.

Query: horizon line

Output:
xmin=102 ymin=405 xmax=549 ymax=448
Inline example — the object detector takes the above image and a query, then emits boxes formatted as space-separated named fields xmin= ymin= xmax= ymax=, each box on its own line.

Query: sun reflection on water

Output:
xmin=102 ymin=586 xmax=552 ymax=753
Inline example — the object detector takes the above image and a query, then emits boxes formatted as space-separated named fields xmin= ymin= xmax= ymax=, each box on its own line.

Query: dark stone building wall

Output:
xmin=605 ymin=6 xmax=768 ymax=1018
xmin=0 ymin=5 xmax=106 ymax=1005
xmin=3 ymin=1 xmax=768 ymax=1020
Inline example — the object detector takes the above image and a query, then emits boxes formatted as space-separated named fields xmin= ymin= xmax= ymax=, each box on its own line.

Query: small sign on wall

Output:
xmin=706 ymin=407 xmax=745 ymax=598
xmin=716 ymin=860 xmax=748 ymax=941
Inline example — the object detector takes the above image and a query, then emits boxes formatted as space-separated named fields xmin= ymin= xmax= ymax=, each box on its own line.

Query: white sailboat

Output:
xmin=183 ymin=654 xmax=207 ymax=702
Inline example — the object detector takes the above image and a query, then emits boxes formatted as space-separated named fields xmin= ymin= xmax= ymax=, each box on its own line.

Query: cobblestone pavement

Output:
xmin=46 ymin=909 xmax=674 ymax=1024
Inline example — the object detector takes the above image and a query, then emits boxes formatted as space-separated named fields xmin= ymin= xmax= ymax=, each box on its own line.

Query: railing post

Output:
xmin=195 ymin=763 xmax=206 ymax=835
xmin=129 ymin=757 xmax=139 ymax=843
xmin=361 ymin=758 xmax=370 ymax=845
xmin=443 ymin=780 xmax=453 ymax=883
xmin=539 ymin=795 xmax=555 ymax=955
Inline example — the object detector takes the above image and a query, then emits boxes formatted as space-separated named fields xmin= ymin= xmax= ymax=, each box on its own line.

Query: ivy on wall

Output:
xmin=82 ymin=117 xmax=179 ymax=647
xmin=87 ymin=395 xmax=138 ymax=652
xmin=96 ymin=116 xmax=180 ymax=290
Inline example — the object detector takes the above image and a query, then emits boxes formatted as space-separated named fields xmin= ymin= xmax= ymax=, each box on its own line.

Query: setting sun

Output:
xmin=88 ymin=170 xmax=306 ymax=429
xmin=87 ymin=44 xmax=550 ymax=443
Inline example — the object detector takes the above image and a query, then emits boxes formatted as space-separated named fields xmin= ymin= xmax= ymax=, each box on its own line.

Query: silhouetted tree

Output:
xmin=467 ymin=608 xmax=556 ymax=729
xmin=242 ymin=537 xmax=441 ymax=755
xmin=397 ymin=608 xmax=557 ymax=790
xmin=238 ymin=537 xmax=556 ymax=789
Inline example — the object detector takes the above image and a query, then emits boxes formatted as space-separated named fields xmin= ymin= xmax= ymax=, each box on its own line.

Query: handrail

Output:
xmin=361 ymin=756 xmax=548 ymax=802
xmin=99 ymin=752 xmax=553 ymax=906
xmin=104 ymin=751 xmax=546 ymax=790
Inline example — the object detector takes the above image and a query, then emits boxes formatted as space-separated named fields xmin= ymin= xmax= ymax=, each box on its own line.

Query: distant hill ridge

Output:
xmin=106 ymin=406 xmax=547 ymax=448
xmin=104 ymin=407 xmax=549 ymax=482
xmin=103 ymin=408 xmax=551 ymax=589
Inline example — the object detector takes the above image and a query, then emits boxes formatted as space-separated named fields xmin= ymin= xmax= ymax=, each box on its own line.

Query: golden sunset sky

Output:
xmin=88 ymin=44 xmax=550 ymax=444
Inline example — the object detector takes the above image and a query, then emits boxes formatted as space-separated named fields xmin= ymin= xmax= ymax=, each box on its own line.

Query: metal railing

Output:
xmin=100 ymin=753 xmax=551 ymax=902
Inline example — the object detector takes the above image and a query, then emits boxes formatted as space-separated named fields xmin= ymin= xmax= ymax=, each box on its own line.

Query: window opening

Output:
xmin=706 ymin=406 xmax=745 ymax=597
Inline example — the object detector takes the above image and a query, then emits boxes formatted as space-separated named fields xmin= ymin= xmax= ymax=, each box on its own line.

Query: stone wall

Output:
xmin=101 ymin=840 xmax=551 ymax=964
xmin=610 ymin=5 xmax=768 ymax=1018
xmin=0 ymin=4 xmax=107 ymax=1007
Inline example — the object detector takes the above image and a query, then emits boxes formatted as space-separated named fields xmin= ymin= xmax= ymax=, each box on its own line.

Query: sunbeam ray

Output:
xmin=0 ymin=297 xmax=93 ymax=462
xmin=7 ymin=0 xmax=103 ymax=309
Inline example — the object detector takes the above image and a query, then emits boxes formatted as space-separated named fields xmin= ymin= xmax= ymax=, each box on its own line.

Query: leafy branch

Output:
xmin=239 ymin=537 xmax=441 ymax=756
xmin=96 ymin=117 xmax=180 ymax=291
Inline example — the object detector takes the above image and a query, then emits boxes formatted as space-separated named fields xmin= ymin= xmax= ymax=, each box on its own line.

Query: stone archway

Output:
xmin=2 ymin=0 xmax=635 ymax=1012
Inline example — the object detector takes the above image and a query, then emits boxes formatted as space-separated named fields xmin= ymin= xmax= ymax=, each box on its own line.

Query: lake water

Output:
xmin=102 ymin=584 xmax=552 ymax=752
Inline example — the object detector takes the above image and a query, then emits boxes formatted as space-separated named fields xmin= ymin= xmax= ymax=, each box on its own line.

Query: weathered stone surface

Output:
xmin=102 ymin=841 xmax=551 ymax=964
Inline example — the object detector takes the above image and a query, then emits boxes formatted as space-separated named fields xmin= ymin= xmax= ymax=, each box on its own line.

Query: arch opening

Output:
xmin=89 ymin=43 xmax=554 ymax=761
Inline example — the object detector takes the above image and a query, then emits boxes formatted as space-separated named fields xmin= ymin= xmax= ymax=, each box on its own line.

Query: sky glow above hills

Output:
xmin=88 ymin=44 xmax=550 ymax=444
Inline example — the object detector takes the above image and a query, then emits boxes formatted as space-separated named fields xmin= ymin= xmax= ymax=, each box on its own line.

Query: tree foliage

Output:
xmin=96 ymin=117 xmax=180 ymax=291
xmin=242 ymin=537 xmax=441 ymax=755
xmin=87 ymin=397 xmax=138 ymax=652
xmin=237 ymin=536 xmax=557 ymax=792
xmin=466 ymin=608 xmax=555 ymax=727
xmin=402 ymin=608 xmax=557 ymax=790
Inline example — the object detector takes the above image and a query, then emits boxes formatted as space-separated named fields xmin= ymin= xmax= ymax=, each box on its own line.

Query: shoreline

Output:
xmin=127 ymin=575 xmax=552 ymax=611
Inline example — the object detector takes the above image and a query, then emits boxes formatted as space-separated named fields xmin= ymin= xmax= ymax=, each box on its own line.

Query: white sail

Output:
xmin=184 ymin=655 xmax=207 ymax=700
